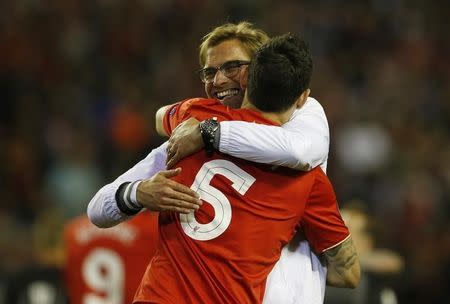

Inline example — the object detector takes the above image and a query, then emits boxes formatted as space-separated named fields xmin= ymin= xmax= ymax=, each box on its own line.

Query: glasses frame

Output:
xmin=198 ymin=60 xmax=251 ymax=84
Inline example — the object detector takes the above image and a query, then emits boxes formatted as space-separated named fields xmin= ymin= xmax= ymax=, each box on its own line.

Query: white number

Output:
xmin=181 ymin=159 xmax=255 ymax=241
xmin=82 ymin=248 xmax=124 ymax=304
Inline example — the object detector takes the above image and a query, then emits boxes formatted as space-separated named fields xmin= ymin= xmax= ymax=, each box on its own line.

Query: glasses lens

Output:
xmin=199 ymin=68 xmax=217 ymax=83
xmin=221 ymin=61 xmax=242 ymax=78
xmin=223 ymin=61 xmax=250 ymax=78
xmin=198 ymin=61 xmax=249 ymax=83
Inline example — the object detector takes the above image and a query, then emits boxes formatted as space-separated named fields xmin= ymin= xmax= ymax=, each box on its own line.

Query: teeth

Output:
xmin=217 ymin=89 xmax=239 ymax=99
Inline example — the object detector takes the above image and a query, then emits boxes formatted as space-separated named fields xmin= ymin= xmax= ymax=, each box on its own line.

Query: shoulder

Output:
xmin=294 ymin=96 xmax=326 ymax=116
xmin=311 ymin=167 xmax=330 ymax=184
xmin=167 ymin=98 xmax=216 ymax=115
xmin=178 ymin=98 xmax=228 ymax=117
xmin=304 ymin=96 xmax=324 ymax=110
xmin=183 ymin=98 xmax=240 ymax=122
xmin=180 ymin=97 xmax=220 ymax=109
xmin=287 ymin=96 xmax=329 ymax=131
xmin=308 ymin=167 xmax=333 ymax=192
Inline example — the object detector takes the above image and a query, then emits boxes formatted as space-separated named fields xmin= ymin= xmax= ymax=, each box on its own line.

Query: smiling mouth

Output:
xmin=215 ymin=89 xmax=240 ymax=100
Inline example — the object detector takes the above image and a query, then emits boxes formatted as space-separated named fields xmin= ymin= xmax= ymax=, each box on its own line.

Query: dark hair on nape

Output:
xmin=247 ymin=33 xmax=313 ymax=113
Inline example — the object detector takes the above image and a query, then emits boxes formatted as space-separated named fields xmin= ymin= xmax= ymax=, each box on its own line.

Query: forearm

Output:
xmin=219 ymin=121 xmax=328 ymax=170
xmin=87 ymin=142 xmax=168 ymax=227
xmin=87 ymin=184 xmax=136 ymax=228
xmin=219 ymin=97 xmax=329 ymax=171
xmin=323 ymin=236 xmax=361 ymax=288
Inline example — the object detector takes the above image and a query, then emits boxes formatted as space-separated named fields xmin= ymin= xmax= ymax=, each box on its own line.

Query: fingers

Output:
xmin=166 ymin=178 xmax=200 ymax=199
xmin=154 ymin=187 xmax=202 ymax=214
xmin=166 ymin=118 xmax=203 ymax=169
xmin=157 ymin=170 xmax=202 ymax=204
xmin=138 ymin=170 xmax=204 ymax=214
xmin=161 ymin=197 xmax=201 ymax=213
xmin=170 ymin=207 xmax=195 ymax=214
xmin=167 ymin=186 xmax=202 ymax=205
xmin=166 ymin=152 xmax=180 ymax=169
xmin=166 ymin=183 xmax=202 ymax=213
xmin=156 ymin=169 xmax=200 ymax=201
xmin=166 ymin=142 xmax=180 ymax=168
xmin=166 ymin=143 xmax=175 ymax=157
xmin=159 ymin=168 xmax=182 ymax=178
xmin=166 ymin=143 xmax=177 ymax=167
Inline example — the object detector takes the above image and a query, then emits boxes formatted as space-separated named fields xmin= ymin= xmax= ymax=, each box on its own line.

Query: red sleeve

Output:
xmin=162 ymin=98 xmax=229 ymax=135
xmin=162 ymin=99 xmax=193 ymax=135
xmin=301 ymin=169 xmax=350 ymax=254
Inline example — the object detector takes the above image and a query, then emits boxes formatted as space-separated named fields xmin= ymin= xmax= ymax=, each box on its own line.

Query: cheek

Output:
xmin=238 ymin=69 xmax=248 ymax=88
xmin=205 ymin=83 xmax=214 ymax=98
xmin=231 ymin=74 xmax=244 ymax=88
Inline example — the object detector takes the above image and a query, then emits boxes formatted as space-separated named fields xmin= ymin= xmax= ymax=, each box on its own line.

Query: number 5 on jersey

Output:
xmin=180 ymin=159 xmax=256 ymax=241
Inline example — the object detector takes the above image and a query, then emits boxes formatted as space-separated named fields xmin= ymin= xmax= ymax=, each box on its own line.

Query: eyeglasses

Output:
xmin=198 ymin=60 xmax=250 ymax=84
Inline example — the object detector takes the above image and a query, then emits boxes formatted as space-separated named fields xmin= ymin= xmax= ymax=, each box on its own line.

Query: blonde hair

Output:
xmin=199 ymin=21 xmax=270 ymax=67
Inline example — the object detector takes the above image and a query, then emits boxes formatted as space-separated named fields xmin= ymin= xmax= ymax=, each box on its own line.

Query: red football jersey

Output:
xmin=64 ymin=211 xmax=158 ymax=304
xmin=134 ymin=99 xmax=349 ymax=304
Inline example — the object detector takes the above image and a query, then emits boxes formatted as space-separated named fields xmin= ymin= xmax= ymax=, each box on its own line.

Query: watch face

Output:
xmin=200 ymin=119 xmax=220 ymax=155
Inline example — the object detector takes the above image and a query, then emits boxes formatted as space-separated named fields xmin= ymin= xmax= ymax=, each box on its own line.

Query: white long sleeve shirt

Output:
xmin=87 ymin=142 xmax=168 ymax=228
xmin=87 ymin=96 xmax=329 ymax=303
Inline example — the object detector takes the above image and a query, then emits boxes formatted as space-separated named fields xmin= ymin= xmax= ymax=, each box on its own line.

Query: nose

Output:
xmin=212 ymin=69 xmax=228 ymax=85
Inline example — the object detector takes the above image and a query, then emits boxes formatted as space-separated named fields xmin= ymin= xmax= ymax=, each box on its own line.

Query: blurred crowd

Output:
xmin=0 ymin=0 xmax=448 ymax=303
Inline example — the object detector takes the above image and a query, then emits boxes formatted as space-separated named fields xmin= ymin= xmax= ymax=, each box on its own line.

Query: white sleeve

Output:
xmin=219 ymin=97 xmax=330 ymax=171
xmin=263 ymin=241 xmax=327 ymax=304
xmin=87 ymin=142 xmax=168 ymax=228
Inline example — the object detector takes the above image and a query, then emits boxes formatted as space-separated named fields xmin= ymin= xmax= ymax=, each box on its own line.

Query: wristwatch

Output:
xmin=199 ymin=117 xmax=220 ymax=156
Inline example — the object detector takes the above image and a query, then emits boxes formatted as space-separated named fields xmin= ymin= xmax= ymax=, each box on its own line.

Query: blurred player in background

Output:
xmin=5 ymin=210 xmax=68 ymax=304
xmin=64 ymin=211 xmax=158 ymax=304
xmin=326 ymin=202 xmax=404 ymax=304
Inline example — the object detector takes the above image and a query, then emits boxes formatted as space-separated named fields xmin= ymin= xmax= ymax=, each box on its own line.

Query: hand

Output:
xmin=166 ymin=118 xmax=204 ymax=169
xmin=136 ymin=168 xmax=202 ymax=214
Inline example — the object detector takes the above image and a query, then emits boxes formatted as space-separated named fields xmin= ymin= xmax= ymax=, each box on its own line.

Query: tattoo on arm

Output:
xmin=322 ymin=236 xmax=360 ymax=288
xmin=325 ymin=236 xmax=358 ymax=268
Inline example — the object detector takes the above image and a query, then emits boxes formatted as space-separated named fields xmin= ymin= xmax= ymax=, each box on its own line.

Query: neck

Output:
xmin=241 ymin=97 xmax=294 ymax=125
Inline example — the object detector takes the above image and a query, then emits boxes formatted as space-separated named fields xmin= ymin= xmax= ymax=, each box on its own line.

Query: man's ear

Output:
xmin=296 ymin=89 xmax=310 ymax=108
xmin=239 ymin=66 xmax=249 ymax=90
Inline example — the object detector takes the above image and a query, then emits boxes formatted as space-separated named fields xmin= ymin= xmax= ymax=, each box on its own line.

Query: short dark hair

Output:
xmin=247 ymin=33 xmax=312 ymax=113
